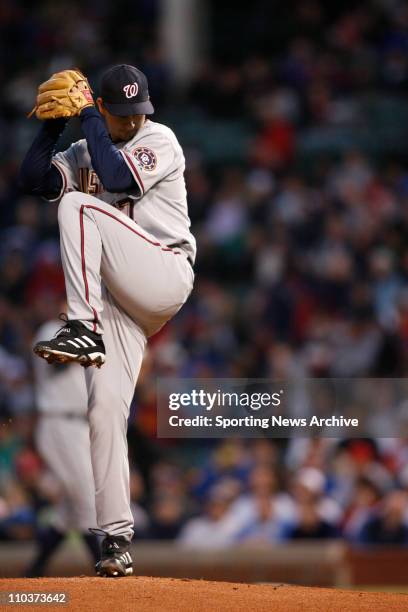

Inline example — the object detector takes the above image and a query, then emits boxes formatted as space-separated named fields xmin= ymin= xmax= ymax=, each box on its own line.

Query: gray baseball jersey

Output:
xmin=51 ymin=119 xmax=196 ymax=265
xmin=33 ymin=320 xmax=88 ymax=416
xmin=33 ymin=320 xmax=96 ymax=532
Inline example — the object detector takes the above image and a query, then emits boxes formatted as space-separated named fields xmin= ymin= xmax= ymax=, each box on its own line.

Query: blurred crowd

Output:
xmin=130 ymin=437 xmax=408 ymax=548
xmin=4 ymin=428 xmax=408 ymax=547
xmin=2 ymin=0 xmax=408 ymax=546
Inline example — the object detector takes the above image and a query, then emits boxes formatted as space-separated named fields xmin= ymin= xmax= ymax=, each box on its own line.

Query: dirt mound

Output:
xmin=0 ymin=576 xmax=407 ymax=611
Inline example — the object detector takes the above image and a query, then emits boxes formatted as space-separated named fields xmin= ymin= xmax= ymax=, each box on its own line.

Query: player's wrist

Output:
xmin=42 ymin=118 xmax=69 ymax=137
xmin=79 ymin=106 xmax=100 ymax=119
xmin=79 ymin=104 xmax=95 ymax=115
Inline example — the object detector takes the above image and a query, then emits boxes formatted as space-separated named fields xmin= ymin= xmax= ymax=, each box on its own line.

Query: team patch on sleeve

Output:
xmin=133 ymin=147 xmax=157 ymax=171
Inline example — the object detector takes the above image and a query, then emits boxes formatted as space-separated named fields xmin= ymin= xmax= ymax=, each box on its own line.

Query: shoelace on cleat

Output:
xmin=89 ymin=528 xmax=130 ymax=555
xmin=54 ymin=313 xmax=86 ymax=338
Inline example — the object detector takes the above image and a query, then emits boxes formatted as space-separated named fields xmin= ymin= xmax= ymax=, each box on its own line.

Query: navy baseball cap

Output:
xmin=100 ymin=64 xmax=154 ymax=116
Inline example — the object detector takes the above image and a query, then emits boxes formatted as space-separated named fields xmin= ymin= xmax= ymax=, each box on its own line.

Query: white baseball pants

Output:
xmin=57 ymin=191 xmax=194 ymax=540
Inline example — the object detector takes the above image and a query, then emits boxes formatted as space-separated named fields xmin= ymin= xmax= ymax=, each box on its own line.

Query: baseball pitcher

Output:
xmin=19 ymin=65 xmax=196 ymax=576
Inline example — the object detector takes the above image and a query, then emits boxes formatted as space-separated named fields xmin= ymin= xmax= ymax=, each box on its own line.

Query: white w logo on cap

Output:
xmin=123 ymin=82 xmax=139 ymax=98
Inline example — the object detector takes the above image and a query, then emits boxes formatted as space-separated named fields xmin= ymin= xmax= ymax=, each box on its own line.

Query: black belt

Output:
xmin=167 ymin=241 xmax=194 ymax=268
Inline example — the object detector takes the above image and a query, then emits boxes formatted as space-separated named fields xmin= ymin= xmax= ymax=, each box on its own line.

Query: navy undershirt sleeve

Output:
xmin=79 ymin=107 xmax=137 ymax=193
xmin=19 ymin=119 xmax=66 ymax=199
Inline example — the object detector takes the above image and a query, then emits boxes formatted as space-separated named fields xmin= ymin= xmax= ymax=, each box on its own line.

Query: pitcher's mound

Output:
xmin=1 ymin=576 xmax=408 ymax=611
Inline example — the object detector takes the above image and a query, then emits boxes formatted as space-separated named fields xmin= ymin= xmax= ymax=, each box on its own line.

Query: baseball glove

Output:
xmin=28 ymin=69 xmax=94 ymax=120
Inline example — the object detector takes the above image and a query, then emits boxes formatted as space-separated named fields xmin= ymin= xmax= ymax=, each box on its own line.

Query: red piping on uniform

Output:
xmin=83 ymin=204 xmax=182 ymax=250
xmin=79 ymin=204 xmax=182 ymax=332
xmin=79 ymin=205 xmax=98 ymax=332
xmin=122 ymin=152 xmax=145 ymax=193
xmin=52 ymin=161 xmax=67 ymax=199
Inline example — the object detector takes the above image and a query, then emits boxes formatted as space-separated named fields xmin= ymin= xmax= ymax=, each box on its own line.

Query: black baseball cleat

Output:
xmin=33 ymin=317 xmax=105 ymax=368
xmin=95 ymin=535 xmax=133 ymax=578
